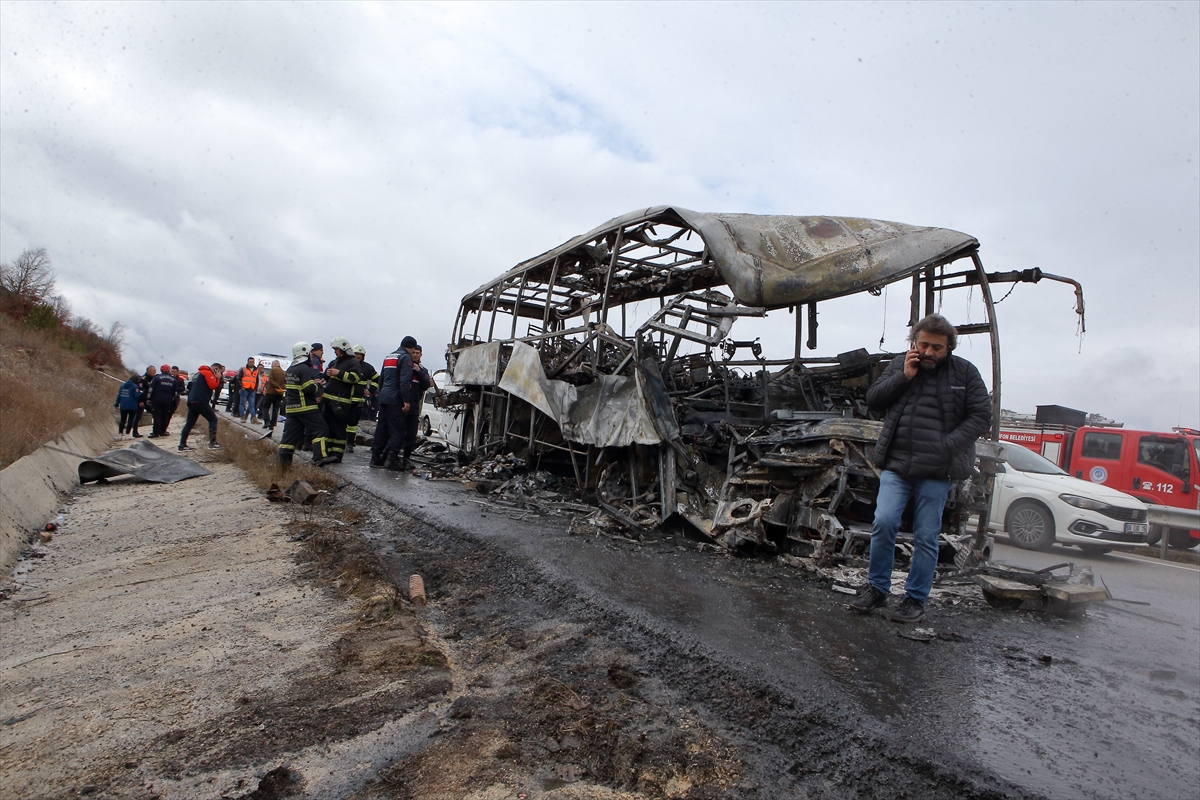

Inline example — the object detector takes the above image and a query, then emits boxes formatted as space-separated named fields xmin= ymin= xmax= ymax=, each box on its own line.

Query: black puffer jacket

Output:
xmin=867 ymin=353 xmax=991 ymax=480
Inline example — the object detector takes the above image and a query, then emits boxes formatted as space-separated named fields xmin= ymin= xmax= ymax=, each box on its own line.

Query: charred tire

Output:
xmin=1077 ymin=544 xmax=1112 ymax=556
xmin=420 ymin=415 xmax=432 ymax=437
xmin=1006 ymin=501 xmax=1055 ymax=551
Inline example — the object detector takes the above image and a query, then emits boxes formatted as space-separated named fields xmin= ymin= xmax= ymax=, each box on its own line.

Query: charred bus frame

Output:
xmin=443 ymin=206 xmax=1084 ymax=556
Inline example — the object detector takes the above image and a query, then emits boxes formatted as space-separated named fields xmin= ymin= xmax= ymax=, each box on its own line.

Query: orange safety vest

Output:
xmin=241 ymin=367 xmax=259 ymax=390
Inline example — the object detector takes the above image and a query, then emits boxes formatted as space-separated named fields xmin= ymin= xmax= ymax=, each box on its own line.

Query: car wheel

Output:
xmin=1147 ymin=524 xmax=1163 ymax=546
xmin=1078 ymin=544 xmax=1112 ymax=556
xmin=420 ymin=416 xmax=431 ymax=437
xmin=1006 ymin=501 xmax=1055 ymax=551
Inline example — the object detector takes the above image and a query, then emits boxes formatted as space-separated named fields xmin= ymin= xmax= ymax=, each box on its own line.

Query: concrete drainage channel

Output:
xmin=0 ymin=412 xmax=117 ymax=571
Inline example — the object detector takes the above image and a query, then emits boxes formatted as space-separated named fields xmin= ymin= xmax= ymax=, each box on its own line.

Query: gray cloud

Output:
xmin=1 ymin=1 xmax=1195 ymax=431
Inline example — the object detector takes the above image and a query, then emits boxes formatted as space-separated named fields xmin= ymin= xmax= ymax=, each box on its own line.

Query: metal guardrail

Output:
xmin=1147 ymin=504 xmax=1200 ymax=557
xmin=1147 ymin=505 xmax=1200 ymax=529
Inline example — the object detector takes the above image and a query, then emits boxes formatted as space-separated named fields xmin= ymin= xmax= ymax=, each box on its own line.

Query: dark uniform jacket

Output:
xmin=867 ymin=353 xmax=991 ymax=481
xmin=351 ymin=360 xmax=378 ymax=405
xmin=148 ymin=372 xmax=181 ymax=404
xmin=322 ymin=354 xmax=362 ymax=404
xmin=377 ymin=349 xmax=415 ymax=408
xmin=284 ymin=359 xmax=324 ymax=413
xmin=115 ymin=380 xmax=142 ymax=411
xmin=138 ymin=373 xmax=154 ymax=405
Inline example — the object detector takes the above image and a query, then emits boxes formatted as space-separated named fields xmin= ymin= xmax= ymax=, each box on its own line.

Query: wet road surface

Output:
xmin=332 ymin=453 xmax=1200 ymax=799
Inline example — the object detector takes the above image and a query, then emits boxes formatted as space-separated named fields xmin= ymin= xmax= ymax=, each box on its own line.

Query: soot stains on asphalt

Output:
xmin=347 ymin=484 xmax=1038 ymax=799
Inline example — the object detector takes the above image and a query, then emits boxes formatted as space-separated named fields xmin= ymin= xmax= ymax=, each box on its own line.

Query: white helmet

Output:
xmin=330 ymin=336 xmax=351 ymax=352
xmin=351 ymin=344 xmax=365 ymax=356
xmin=292 ymin=341 xmax=312 ymax=359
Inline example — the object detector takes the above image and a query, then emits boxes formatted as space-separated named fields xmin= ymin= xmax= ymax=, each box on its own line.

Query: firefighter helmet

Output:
xmin=330 ymin=336 xmax=351 ymax=352
xmin=351 ymin=344 xmax=365 ymax=356
xmin=292 ymin=341 xmax=312 ymax=359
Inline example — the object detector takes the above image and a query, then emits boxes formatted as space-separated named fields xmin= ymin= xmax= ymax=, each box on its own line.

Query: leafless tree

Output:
xmin=51 ymin=294 xmax=71 ymax=323
xmin=70 ymin=314 xmax=97 ymax=336
xmin=106 ymin=320 xmax=127 ymax=351
xmin=0 ymin=248 xmax=56 ymax=303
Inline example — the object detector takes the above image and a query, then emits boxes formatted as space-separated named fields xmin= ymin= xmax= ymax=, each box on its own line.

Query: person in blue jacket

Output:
xmin=114 ymin=373 xmax=143 ymax=438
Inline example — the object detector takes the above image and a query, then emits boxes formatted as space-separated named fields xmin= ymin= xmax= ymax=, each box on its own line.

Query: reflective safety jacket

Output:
xmin=284 ymin=359 xmax=324 ymax=413
xmin=322 ymin=354 xmax=362 ymax=405
xmin=350 ymin=360 xmax=378 ymax=405
xmin=239 ymin=366 xmax=259 ymax=391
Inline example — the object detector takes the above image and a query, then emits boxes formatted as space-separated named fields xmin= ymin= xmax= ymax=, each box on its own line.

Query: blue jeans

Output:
xmin=239 ymin=388 xmax=257 ymax=419
xmin=867 ymin=470 xmax=951 ymax=605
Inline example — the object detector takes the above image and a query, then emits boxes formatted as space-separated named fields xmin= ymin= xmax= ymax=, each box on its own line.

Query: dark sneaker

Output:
xmin=848 ymin=585 xmax=889 ymax=614
xmin=132 ymin=432 xmax=143 ymax=438
xmin=208 ymin=441 xmax=222 ymax=450
xmin=178 ymin=444 xmax=193 ymax=452
xmin=891 ymin=596 xmax=926 ymax=624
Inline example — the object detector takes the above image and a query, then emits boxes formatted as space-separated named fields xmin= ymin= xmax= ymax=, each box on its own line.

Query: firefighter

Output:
xmin=319 ymin=336 xmax=362 ymax=463
xmin=278 ymin=341 xmax=337 ymax=470
xmin=344 ymin=344 xmax=378 ymax=454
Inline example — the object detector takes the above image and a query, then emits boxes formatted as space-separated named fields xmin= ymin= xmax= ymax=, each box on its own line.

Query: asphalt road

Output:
xmin=332 ymin=451 xmax=1200 ymax=800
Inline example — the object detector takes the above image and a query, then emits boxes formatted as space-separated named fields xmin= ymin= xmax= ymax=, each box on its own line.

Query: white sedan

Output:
xmin=989 ymin=443 xmax=1149 ymax=554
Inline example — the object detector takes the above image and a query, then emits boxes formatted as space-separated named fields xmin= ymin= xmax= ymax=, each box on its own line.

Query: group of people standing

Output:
xmin=115 ymin=362 xmax=226 ymax=451
xmin=223 ymin=357 xmax=286 ymax=430
xmin=276 ymin=338 xmax=381 ymax=469
xmin=275 ymin=335 xmax=431 ymax=472
xmin=116 ymin=335 xmax=433 ymax=474
xmin=115 ymin=364 xmax=189 ymax=440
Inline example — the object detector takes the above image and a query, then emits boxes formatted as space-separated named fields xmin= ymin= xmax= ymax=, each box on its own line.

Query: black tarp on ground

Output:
xmin=78 ymin=440 xmax=212 ymax=484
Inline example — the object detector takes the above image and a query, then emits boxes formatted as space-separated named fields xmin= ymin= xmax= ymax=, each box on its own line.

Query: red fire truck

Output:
xmin=999 ymin=423 xmax=1200 ymax=549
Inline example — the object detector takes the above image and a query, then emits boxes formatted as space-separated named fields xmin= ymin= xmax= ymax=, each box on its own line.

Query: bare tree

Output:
xmin=106 ymin=320 xmax=127 ymax=351
xmin=70 ymin=314 xmax=97 ymax=336
xmin=0 ymin=248 xmax=56 ymax=303
xmin=51 ymin=293 xmax=71 ymax=323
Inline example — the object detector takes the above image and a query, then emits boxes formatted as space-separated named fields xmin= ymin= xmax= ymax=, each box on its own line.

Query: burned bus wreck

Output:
xmin=439 ymin=206 xmax=1085 ymax=563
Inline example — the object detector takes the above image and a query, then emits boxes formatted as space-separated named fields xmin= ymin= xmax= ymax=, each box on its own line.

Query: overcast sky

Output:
xmin=1 ymin=1 xmax=1196 ymax=432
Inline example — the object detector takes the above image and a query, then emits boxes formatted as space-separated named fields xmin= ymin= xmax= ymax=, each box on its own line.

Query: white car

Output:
xmin=990 ymin=442 xmax=1149 ymax=554
xmin=418 ymin=370 xmax=451 ymax=439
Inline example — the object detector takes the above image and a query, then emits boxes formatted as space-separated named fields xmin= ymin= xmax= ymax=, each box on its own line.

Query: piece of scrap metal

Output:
xmin=78 ymin=440 xmax=212 ymax=484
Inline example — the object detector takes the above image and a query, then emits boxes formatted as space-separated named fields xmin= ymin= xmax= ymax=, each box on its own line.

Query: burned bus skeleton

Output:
xmin=439 ymin=206 xmax=1086 ymax=568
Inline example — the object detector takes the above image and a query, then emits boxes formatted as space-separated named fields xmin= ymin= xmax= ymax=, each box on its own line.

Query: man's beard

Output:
xmin=918 ymin=356 xmax=943 ymax=370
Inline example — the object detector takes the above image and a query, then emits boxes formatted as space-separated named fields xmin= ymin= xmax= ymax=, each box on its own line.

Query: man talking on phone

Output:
xmin=849 ymin=314 xmax=991 ymax=623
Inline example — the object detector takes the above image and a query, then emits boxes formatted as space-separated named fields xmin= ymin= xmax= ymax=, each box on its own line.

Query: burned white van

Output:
xmin=440 ymin=206 xmax=1084 ymax=558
